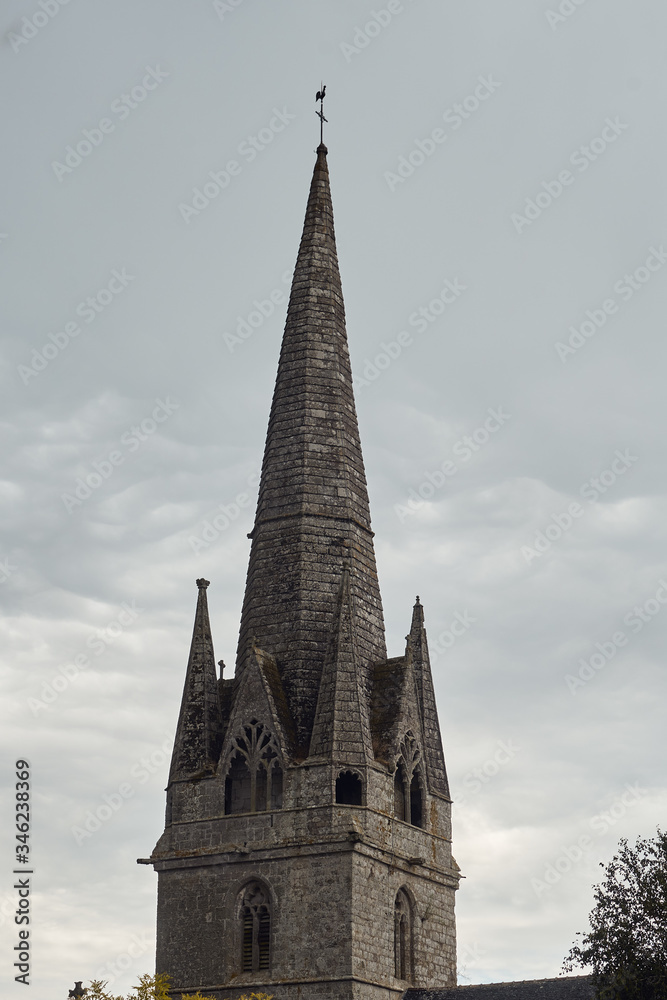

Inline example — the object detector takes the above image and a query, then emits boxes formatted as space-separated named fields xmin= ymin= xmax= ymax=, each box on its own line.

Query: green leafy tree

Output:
xmin=83 ymin=973 xmax=172 ymax=1000
xmin=80 ymin=975 xmax=271 ymax=1000
xmin=563 ymin=829 xmax=667 ymax=999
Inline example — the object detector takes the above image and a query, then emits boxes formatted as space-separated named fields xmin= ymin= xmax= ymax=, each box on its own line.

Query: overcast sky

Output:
xmin=2 ymin=0 xmax=667 ymax=995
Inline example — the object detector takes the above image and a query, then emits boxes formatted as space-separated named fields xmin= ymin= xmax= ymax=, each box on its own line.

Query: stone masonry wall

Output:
xmin=157 ymin=840 xmax=455 ymax=999
xmin=155 ymin=759 xmax=457 ymax=997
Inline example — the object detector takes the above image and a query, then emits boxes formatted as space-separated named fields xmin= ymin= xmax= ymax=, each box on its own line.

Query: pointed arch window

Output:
xmin=224 ymin=719 xmax=283 ymax=814
xmin=240 ymin=882 xmax=271 ymax=972
xmin=394 ymin=888 xmax=413 ymax=981
xmin=410 ymin=773 xmax=423 ymax=827
xmin=394 ymin=733 xmax=424 ymax=828
xmin=394 ymin=766 xmax=406 ymax=821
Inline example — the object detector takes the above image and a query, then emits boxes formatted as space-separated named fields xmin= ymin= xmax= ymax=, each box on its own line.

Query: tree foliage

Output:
xmin=80 ymin=974 xmax=272 ymax=1000
xmin=83 ymin=973 xmax=172 ymax=1000
xmin=563 ymin=829 xmax=667 ymax=999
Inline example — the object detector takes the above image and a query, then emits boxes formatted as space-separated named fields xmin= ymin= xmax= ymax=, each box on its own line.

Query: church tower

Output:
xmin=147 ymin=142 xmax=460 ymax=1000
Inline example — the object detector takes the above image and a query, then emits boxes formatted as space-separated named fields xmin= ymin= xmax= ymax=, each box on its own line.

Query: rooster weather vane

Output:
xmin=316 ymin=83 xmax=327 ymax=144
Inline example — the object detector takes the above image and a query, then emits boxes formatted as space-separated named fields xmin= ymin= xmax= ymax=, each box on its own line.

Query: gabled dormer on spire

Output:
xmin=168 ymin=579 xmax=223 ymax=783
xmin=408 ymin=596 xmax=450 ymax=798
xmin=236 ymin=143 xmax=386 ymax=751
xmin=309 ymin=563 xmax=374 ymax=766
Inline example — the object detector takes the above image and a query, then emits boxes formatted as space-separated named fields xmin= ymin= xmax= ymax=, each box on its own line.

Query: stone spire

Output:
xmin=236 ymin=144 xmax=386 ymax=751
xmin=168 ymin=579 xmax=223 ymax=781
xmin=408 ymin=597 xmax=450 ymax=797
xmin=309 ymin=564 xmax=374 ymax=764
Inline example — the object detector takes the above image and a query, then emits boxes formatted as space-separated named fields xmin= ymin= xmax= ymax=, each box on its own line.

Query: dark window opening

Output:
xmin=410 ymin=774 xmax=423 ymax=828
xmin=394 ymin=889 xmax=413 ymax=982
xmin=394 ymin=769 xmax=406 ymax=821
xmin=336 ymin=770 xmax=362 ymax=805
xmin=395 ymin=734 xmax=425 ymax=828
xmin=225 ymin=753 xmax=251 ymax=815
xmin=256 ymin=766 xmax=267 ymax=811
xmin=270 ymin=765 xmax=283 ymax=810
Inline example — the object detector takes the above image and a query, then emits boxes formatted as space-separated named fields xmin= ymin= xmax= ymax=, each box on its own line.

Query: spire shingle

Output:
xmin=235 ymin=145 xmax=386 ymax=751
xmin=408 ymin=597 xmax=450 ymax=797
xmin=168 ymin=579 xmax=223 ymax=781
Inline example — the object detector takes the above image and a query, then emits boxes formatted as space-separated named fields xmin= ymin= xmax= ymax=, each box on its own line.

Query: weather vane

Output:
xmin=315 ymin=83 xmax=327 ymax=144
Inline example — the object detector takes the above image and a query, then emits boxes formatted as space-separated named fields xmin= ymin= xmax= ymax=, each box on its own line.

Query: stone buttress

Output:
xmin=146 ymin=144 xmax=460 ymax=1000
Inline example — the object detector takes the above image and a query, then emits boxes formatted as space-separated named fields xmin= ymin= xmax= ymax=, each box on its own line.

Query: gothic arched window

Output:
xmin=336 ymin=770 xmax=363 ymax=805
xmin=410 ymin=773 xmax=423 ymax=828
xmin=394 ymin=888 xmax=413 ymax=981
xmin=240 ymin=882 xmax=271 ymax=972
xmin=394 ymin=733 xmax=424 ymax=828
xmin=394 ymin=767 xmax=406 ymax=821
xmin=224 ymin=719 xmax=283 ymax=815
xmin=225 ymin=753 xmax=251 ymax=814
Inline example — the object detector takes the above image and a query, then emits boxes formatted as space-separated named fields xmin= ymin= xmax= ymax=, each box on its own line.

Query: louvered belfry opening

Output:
xmin=241 ymin=882 xmax=271 ymax=973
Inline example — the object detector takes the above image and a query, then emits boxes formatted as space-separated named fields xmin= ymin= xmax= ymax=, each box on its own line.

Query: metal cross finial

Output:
xmin=315 ymin=82 xmax=327 ymax=144
xmin=68 ymin=984 xmax=87 ymax=999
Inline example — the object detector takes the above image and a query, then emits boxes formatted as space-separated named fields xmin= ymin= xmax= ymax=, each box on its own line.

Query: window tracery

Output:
xmin=393 ymin=732 xmax=424 ymax=827
xmin=224 ymin=719 xmax=283 ymax=815
xmin=240 ymin=881 xmax=271 ymax=972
